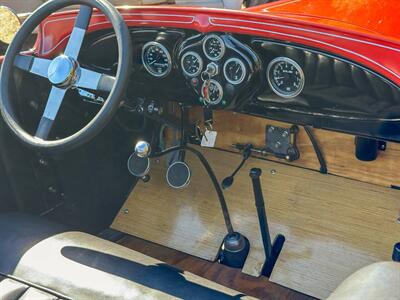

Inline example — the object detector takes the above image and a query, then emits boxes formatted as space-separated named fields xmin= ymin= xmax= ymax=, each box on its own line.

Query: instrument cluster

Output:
xmin=140 ymin=33 xmax=258 ymax=108
xmin=177 ymin=33 xmax=259 ymax=109
xmin=139 ymin=32 xmax=308 ymax=109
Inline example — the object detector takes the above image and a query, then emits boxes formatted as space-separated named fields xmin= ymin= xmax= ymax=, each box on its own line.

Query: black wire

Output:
xmin=151 ymin=145 xmax=234 ymax=234
xmin=304 ymin=126 xmax=328 ymax=174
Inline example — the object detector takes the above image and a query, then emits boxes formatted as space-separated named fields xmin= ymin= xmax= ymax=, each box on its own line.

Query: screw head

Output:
xmin=38 ymin=158 xmax=47 ymax=166
xmin=271 ymin=169 xmax=277 ymax=175
xmin=123 ymin=208 xmax=129 ymax=214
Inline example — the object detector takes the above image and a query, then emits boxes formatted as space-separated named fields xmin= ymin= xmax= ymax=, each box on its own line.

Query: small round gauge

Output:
xmin=203 ymin=34 xmax=225 ymax=61
xmin=223 ymin=58 xmax=246 ymax=85
xmin=267 ymin=57 xmax=305 ymax=98
xmin=181 ymin=51 xmax=203 ymax=77
xmin=201 ymin=79 xmax=223 ymax=105
xmin=142 ymin=41 xmax=172 ymax=78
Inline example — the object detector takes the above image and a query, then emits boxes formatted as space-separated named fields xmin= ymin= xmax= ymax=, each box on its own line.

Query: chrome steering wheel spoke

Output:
xmin=76 ymin=68 xmax=115 ymax=92
xmin=35 ymin=86 xmax=67 ymax=140
xmin=64 ymin=5 xmax=92 ymax=60
xmin=14 ymin=54 xmax=51 ymax=78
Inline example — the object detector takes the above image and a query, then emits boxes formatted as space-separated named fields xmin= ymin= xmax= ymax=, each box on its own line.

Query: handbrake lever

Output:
xmin=221 ymin=144 xmax=253 ymax=190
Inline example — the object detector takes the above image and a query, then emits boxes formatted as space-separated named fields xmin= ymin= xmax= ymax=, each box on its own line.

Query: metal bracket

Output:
xmin=265 ymin=125 xmax=300 ymax=161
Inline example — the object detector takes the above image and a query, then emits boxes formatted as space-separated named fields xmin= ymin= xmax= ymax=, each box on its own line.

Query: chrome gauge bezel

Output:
xmin=203 ymin=34 xmax=225 ymax=61
xmin=181 ymin=51 xmax=203 ymax=77
xmin=223 ymin=57 xmax=247 ymax=85
xmin=267 ymin=57 xmax=305 ymax=98
xmin=142 ymin=41 xmax=172 ymax=78
xmin=201 ymin=79 xmax=224 ymax=105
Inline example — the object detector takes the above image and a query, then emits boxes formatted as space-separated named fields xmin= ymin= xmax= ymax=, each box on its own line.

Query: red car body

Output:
xmin=20 ymin=0 xmax=399 ymax=88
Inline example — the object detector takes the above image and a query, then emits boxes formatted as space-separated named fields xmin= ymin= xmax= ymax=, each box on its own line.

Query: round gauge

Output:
xmin=201 ymin=79 xmax=223 ymax=105
xmin=181 ymin=51 xmax=203 ymax=77
xmin=142 ymin=41 xmax=172 ymax=78
xmin=203 ymin=34 xmax=225 ymax=61
xmin=267 ymin=57 xmax=305 ymax=98
xmin=223 ymin=58 xmax=246 ymax=85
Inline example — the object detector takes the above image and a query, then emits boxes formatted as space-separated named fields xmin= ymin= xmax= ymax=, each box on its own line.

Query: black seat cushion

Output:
xmin=0 ymin=213 xmax=251 ymax=299
xmin=0 ymin=213 xmax=67 ymax=275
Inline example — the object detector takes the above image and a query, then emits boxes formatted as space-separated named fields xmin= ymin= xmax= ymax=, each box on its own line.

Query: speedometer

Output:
xmin=181 ymin=51 xmax=203 ymax=77
xmin=267 ymin=57 xmax=305 ymax=98
xmin=142 ymin=41 xmax=172 ymax=78
xmin=203 ymin=34 xmax=225 ymax=61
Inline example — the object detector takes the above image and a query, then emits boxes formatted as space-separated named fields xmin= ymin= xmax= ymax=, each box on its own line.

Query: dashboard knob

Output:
xmin=205 ymin=62 xmax=218 ymax=77
xmin=135 ymin=141 xmax=151 ymax=158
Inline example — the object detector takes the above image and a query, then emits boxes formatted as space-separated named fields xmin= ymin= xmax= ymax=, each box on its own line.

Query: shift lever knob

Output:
xmin=135 ymin=141 xmax=151 ymax=158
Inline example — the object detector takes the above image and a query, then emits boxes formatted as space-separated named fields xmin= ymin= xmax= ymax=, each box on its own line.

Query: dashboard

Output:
xmin=78 ymin=27 xmax=400 ymax=141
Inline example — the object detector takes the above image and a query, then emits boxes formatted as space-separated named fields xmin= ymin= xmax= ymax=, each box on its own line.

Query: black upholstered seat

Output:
xmin=0 ymin=213 xmax=251 ymax=300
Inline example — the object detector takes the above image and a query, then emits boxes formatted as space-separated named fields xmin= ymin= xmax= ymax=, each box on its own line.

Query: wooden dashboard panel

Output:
xmin=186 ymin=109 xmax=400 ymax=188
xmin=112 ymin=146 xmax=400 ymax=299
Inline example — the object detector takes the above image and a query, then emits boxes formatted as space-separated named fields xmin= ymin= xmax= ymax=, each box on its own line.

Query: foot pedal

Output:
xmin=127 ymin=153 xmax=150 ymax=178
xmin=166 ymin=161 xmax=191 ymax=189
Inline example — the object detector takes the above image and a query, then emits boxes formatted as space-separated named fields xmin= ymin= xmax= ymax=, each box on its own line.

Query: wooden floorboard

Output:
xmin=112 ymin=146 xmax=400 ymax=298
xmin=118 ymin=235 xmax=315 ymax=300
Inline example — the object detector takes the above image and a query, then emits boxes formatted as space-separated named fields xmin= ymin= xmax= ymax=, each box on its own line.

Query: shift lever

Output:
xmin=250 ymin=167 xmax=285 ymax=276
xmin=250 ymin=168 xmax=272 ymax=260
xmin=127 ymin=141 xmax=151 ymax=180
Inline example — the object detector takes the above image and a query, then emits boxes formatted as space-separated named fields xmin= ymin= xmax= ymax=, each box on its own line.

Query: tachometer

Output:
xmin=181 ymin=51 xmax=203 ymax=77
xmin=142 ymin=41 xmax=172 ymax=78
xmin=223 ymin=58 xmax=246 ymax=85
xmin=203 ymin=34 xmax=225 ymax=61
xmin=201 ymin=79 xmax=223 ymax=105
xmin=267 ymin=57 xmax=305 ymax=98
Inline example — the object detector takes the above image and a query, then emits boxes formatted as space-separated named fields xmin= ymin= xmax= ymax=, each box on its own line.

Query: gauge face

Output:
xmin=201 ymin=79 xmax=223 ymax=105
xmin=181 ymin=51 xmax=203 ymax=77
xmin=223 ymin=58 xmax=246 ymax=85
xmin=267 ymin=57 xmax=305 ymax=98
xmin=203 ymin=34 xmax=225 ymax=61
xmin=142 ymin=41 xmax=172 ymax=77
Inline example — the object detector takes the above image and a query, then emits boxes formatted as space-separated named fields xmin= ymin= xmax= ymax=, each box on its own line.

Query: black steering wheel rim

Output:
xmin=0 ymin=0 xmax=132 ymax=153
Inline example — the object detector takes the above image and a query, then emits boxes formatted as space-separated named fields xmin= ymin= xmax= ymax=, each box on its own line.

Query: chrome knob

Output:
xmin=135 ymin=141 xmax=151 ymax=158
xmin=204 ymin=62 xmax=218 ymax=77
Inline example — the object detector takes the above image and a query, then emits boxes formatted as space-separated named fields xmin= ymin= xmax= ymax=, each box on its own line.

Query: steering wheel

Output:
xmin=0 ymin=0 xmax=132 ymax=153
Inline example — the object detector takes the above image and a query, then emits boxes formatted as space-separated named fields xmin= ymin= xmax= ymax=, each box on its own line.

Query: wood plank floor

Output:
xmin=118 ymin=235 xmax=315 ymax=300
xmin=113 ymin=147 xmax=400 ymax=298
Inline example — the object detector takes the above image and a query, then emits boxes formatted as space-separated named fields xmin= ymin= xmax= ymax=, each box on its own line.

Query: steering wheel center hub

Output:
xmin=48 ymin=55 xmax=78 ymax=87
